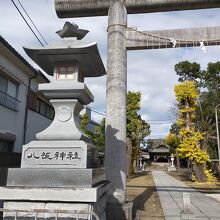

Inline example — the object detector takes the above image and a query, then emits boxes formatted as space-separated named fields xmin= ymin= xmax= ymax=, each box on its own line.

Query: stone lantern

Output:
xmin=20 ymin=21 xmax=106 ymax=168
xmin=0 ymin=22 xmax=108 ymax=220
xmin=168 ymin=154 xmax=177 ymax=172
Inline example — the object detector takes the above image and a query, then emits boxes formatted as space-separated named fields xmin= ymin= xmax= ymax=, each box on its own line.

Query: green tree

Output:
xmin=93 ymin=118 xmax=105 ymax=152
xmin=141 ymin=139 xmax=153 ymax=149
xmin=203 ymin=62 xmax=220 ymax=92
xmin=165 ymin=132 xmax=181 ymax=172
xmin=80 ymin=113 xmax=105 ymax=152
xmin=174 ymin=61 xmax=202 ymax=83
xmin=126 ymin=91 xmax=151 ymax=177
xmin=170 ymin=123 xmax=180 ymax=135
xmin=80 ymin=113 xmax=93 ymax=139
xmin=195 ymin=93 xmax=217 ymax=155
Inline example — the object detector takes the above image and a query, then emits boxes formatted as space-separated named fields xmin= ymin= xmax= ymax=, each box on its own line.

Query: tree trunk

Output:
xmin=134 ymin=143 xmax=140 ymax=171
xmin=175 ymin=150 xmax=181 ymax=173
xmin=126 ymin=136 xmax=133 ymax=178
xmin=193 ymin=162 xmax=207 ymax=182
xmin=201 ymin=133 xmax=208 ymax=152
xmin=133 ymin=159 xmax=137 ymax=173
xmin=185 ymin=100 xmax=191 ymax=129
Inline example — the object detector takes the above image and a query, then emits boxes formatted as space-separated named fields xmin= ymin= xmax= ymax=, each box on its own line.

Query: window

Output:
xmin=40 ymin=101 xmax=47 ymax=115
xmin=0 ymin=74 xmax=18 ymax=98
xmin=0 ymin=140 xmax=14 ymax=152
xmin=0 ymin=75 xmax=7 ymax=93
xmin=36 ymin=98 xmax=40 ymax=112
xmin=35 ymin=98 xmax=54 ymax=120
xmin=28 ymin=90 xmax=37 ymax=111
xmin=8 ymin=81 xmax=18 ymax=98
xmin=0 ymin=74 xmax=19 ymax=111
xmin=37 ymin=99 xmax=54 ymax=120
xmin=28 ymin=90 xmax=54 ymax=120
xmin=78 ymin=71 xmax=84 ymax=83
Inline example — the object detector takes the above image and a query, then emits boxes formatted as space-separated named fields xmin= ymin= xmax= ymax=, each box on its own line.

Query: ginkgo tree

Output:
xmin=172 ymin=80 xmax=215 ymax=182
xmin=175 ymin=61 xmax=220 ymax=161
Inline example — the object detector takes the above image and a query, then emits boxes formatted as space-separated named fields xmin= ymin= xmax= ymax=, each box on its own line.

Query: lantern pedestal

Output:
xmin=1 ymin=181 xmax=109 ymax=220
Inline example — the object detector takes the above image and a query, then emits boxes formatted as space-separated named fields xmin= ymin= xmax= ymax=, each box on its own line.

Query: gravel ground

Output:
xmin=126 ymin=171 xmax=164 ymax=220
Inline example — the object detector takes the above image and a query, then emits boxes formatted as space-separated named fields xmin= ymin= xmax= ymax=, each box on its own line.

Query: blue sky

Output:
xmin=1 ymin=0 xmax=220 ymax=138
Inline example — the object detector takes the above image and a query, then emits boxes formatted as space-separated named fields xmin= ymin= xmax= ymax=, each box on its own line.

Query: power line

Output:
xmin=87 ymin=107 xmax=173 ymax=124
xmin=44 ymin=0 xmax=61 ymax=30
xmin=10 ymin=0 xmax=44 ymax=46
xmin=17 ymin=0 xmax=48 ymax=45
xmin=87 ymin=107 xmax=106 ymax=116
xmin=148 ymin=136 xmax=167 ymax=139
xmin=149 ymin=121 xmax=171 ymax=125
xmin=147 ymin=120 xmax=172 ymax=122
xmin=147 ymin=120 xmax=172 ymax=123
xmin=149 ymin=122 xmax=172 ymax=125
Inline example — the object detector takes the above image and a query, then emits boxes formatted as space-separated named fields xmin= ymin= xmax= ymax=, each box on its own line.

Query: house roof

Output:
xmin=150 ymin=139 xmax=166 ymax=147
xmin=0 ymin=35 xmax=49 ymax=83
xmin=148 ymin=139 xmax=171 ymax=153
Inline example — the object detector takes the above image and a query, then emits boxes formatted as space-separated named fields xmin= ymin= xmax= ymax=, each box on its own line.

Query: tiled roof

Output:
xmin=148 ymin=139 xmax=171 ymax=153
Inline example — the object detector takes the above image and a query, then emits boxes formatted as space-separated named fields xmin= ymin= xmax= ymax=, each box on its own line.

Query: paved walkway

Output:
xmin=152 ymin=171 xmax=220 ymax=220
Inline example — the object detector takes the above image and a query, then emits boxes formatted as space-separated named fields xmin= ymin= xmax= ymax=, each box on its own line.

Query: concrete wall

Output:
xmin=25 ymin=110 xmax=52 ymax=144
xmin=0 ymin=107 xmax=17 ymax=135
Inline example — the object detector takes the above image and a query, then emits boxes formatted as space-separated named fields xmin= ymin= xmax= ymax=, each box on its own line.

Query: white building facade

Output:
xmin=0 ymin=36 xmax=53 ymax=158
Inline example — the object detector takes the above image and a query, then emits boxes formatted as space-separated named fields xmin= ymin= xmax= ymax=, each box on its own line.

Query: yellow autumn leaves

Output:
xmin=174 ymin=81 xmax=199 ymax=104
xmin=166 ymin=80 xmax=215 ymax=182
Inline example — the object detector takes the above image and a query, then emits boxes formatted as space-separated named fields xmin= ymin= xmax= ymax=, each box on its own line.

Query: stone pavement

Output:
xmin=152 ymin=171 xmax=220 ymax=220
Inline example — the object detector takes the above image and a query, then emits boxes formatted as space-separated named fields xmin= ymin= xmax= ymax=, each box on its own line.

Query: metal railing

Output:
xmin=0 ymin=91 xmax=20 ymax=111
xmin=0 ymin=208 xmax=100 ymax=220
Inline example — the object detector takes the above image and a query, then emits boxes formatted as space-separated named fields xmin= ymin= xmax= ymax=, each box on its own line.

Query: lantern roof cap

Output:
xmin=23 ymin=22 xmax=106 ymax=77
xmin=56 ymin=22 xmax=89 ymax=40
xmin=23 ymin=40 xmax=106 ymax=77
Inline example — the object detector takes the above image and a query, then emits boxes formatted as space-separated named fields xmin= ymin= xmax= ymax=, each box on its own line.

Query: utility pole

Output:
xmin=215 ymin=104 xmax=220 ymax=176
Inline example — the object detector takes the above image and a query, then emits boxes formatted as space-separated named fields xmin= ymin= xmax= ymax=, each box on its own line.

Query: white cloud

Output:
xmin=1 ymin=1 xmax=220 ymax=137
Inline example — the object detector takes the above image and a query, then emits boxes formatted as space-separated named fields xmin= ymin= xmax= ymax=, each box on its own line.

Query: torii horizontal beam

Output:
xmin=126 ymin=26 xmax=220 ymax=50
xmin=55 ymin=0 xmax=220 ymax=18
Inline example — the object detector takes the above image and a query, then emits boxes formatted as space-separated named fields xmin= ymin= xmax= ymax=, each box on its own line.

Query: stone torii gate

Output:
xmin=55 ymin=0 xmax=220 ymax=215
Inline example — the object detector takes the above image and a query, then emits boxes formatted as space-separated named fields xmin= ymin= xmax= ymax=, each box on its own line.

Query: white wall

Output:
xmin=0 ymin=49 xmax=29 ymax=152
xmin=0 ymin=53 xmax=29 ymax=86
xmin=25 ymin=110 xmax=52 ymax=144
xmin=14 ymin=84 xmax=27 ymax=152
xmin=0 ymin=76 xmax=28 ymax=152
xmin=0 ymin=43 xmax=50 ymax=153
xmin=0 ymin=106 xmax=17 ymax=133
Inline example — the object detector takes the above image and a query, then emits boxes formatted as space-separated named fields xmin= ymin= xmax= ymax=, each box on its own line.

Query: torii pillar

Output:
xmin=105 ymin=1 xmax=127 ymax=206
xmin=55 ymin=0 xmax=220 ymax=218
